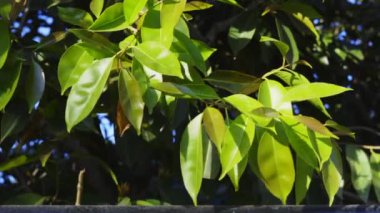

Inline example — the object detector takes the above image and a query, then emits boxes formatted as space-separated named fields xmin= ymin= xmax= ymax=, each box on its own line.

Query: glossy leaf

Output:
xmin=258 ymin=79 xmax=292 ymax=115
xmin=133 ymin=41 xmax=183 ymax=78
xmin=57 ymin=7 xmax=93 ymax=28
xmin=90 ymin=3 xmax=130 ymax=32
xmin=346 ymin=145 xmax=372 ymax=202
xmin=283 ymin=83 xmax=352 ymax=102
xmin=160 ymin=0 xmax=186 ymax=47
xmin=150 ymin=81 xmax=219 ymax=100
xmin=275 ymin=18 xmax=299 ymax=68
xmin=184 ymin=1 xmax=213 ymax=11
xmin=295 ymin=156 xmax=314 ymax=204
xmin=228 ymin=10 xmax=257 ymax=55
xmin=308 ymin=129 xmax=333 ymax=169
xmin=203 ymin=107 xmax=225 ymax=152
xmin=370 ymin=151 xmax=380 ymax=202
xmin=277 ymin=117 xmax=319 ymax=169
xmin=124 ymin=0 xmax=148 ymax=25
xmin=219 ymin=114 xmax=255 ymax=179
xmin=295 ymin=115 xmax=338 ymax=139
xmin=119 ymin=69 xmax=145 ymax=135
xmin=58 ymin=43 xmax=94 ymax=94
xmin=90 ymin=0 xmax=104 ymax=17
xmin=258 ymin=131 xmax=295 ymax=204
xmin=0 ymin=20 xmax=10 ymax=69
xmin=322 ymin=143 xmax=343 ymax=206
xmin=192 ymin=39 xmax=216 ymax=60
xmin=65 ymin=57 xmax=114 ymax=132
xmin=0 ymin=56 xmax=22 ymax=110
xmin=228 ymin=154 xmax=248 ymax=191
xmin=141 ymin=6 xmax=163 ymax=44
xmin=203 ymin=136 xmax=221 ymax=180
xmin=205 ymin=70 xmax=263 ymax=94
xmin=25 ymin=59 xmax=45 ymax=112
xmin=180 ymin=113 xmax=204 ymax=205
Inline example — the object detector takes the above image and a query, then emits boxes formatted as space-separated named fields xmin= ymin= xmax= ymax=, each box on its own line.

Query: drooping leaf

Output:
xmin=295 ymin=156 xmax=314 ymax=204
xmin=160 ymin=0 xmax=186 ymax=47
xmin=295 ymin=115 xmax=338 ymax=139
xmin=89 ymin=3 xmax=130 ymax=32
xmin=205 ymin=70 xmax=263 ymax=94
xmin=258 ymin=79 xmax=292 ymax=115
xmin=228 ymin=154 xmax=248 ymax=191
xmin=325 ymin=120 xmax=355 ymax=139
xmin=150 ymin=81 xmax=219 ymax=100
xmin=322 ymin=143 xmax=343 ymax=206
xmin=133 ymin=41 xmax=183 ymax=78
xmin=65 ymin=57 xmax=114 ymax=132
xmin=180 ymin=113 xmax=204 ymax=205
xmin=0 ymin=20 xmax=10 ymax=69
xmin=90 ymin=0 xmax=104 ymax=17
xmin=124 ymin=0 xmax=148 ymax=25
xmin=275 ymin=18 xmax=299 ymax=68
xmin=277 ymin=117 xmax=319 ymax=169
xmin=203 ymin=136 xmax=221 ymax=180
xmin=119 ymin=69 xmax=145 ymax=135
xmin=219 ymin=114 xmax=255 ymax=179
xmin=257 ymin=131 xmax=295 ymax=204
xmin=282 ymin=83 xmax=352 ymax=102
xmin=184 ymin=1 xmax=213 ymax=11
xmin=346 ymin=145 xmax=372 ymax=202
xmin=57 ymin=7 xmax=94 ymax=28
xmin=370 ymin=151 xmax=380 ymax=202
xmin=308 ymin=129 xmax=333 ymax=169
xmin=248 ymin=126 xmax=265 ymax=179
xmin=203 ymin=107 xmax=225 ymax=153
xmin=228 ymin=10 xmax=257 ymax=55
xmin=58 ymin=43 xmax=94 ymax=94
xmin=259 ymin=36 xmax=289 ymax=57
xmin=116 ymin=102 xmax=131 ymax=136
xmin=25 ymin=59 xmax=45 ymax=113
xmin=0 ymin=56 xmax=22 ymax=110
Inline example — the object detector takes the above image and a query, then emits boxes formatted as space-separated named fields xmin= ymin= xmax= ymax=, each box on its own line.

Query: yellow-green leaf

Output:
xmin=89 ymin=3 xmax=130 ymax=32
xmin=283 ymin=83 xmax=352 ymax=102
xmin=124 ymin=0 xmax=148 ymax=25
xmin=0 ymin=55 xmax=22 ymax=111
xmin=203 ymin=136 xmax=220 ymax=180
xmin=322 ymin=143 xmax=343 ymax=206
xmin=203 ymin=107 xmax=225 ymax=153
xmin=184 ymin=1 xmax=213 ymax=11
xmin=295 ymin=156 xmax=313 ymax=204
xmin=258 ymin=79 xmax=292 ymax=115
xmin=227 ymin=154 xmax=248 ymax=191
xmin=90 ymin=0 xmax=104 ymax=17
xmin=0 ymin=20 xmax=10 ymax=69
xmin=58 ymin=7 xmax=93 ymax=28
xmin=160 ymin=0 xmax=186 ymax=47
xmin=370 ymin=151 xmax=380 ymax=202
xmin=295 ymin=115 xmax=338 ymax=139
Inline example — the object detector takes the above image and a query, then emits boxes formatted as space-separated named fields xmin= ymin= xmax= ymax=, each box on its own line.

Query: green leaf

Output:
xmin=65 ymin=57 xmax=114 ymax=132
xmin=258 ymin=79 xmax=292 ymax=115
xmin=325 ymin=120 xmax=355 ymax=139
xmin=173 ymin=30 xmax=206 ymax=73
xmin=3 ymin=193 xmax=45 ymax=205
xmin=119 ymin=69 xmax=145 ymax=135
xmin=346 ymin=145 xmax=372 ymax=202
xmin=203 ymin=107 xmax=225 ymax=153
xmin=192 ymin=39 xmax=216 ymax=60
xmin=141 ymin=6 xmax=162 ymax=43
xmin=322 ymin=143 xmax=343 ymax=206
xmin=228 ymin=154 xmax=248 ymax=191
xmin=282 ymin=83 xmax=352 ymax=102
xmin=180 ymin=113 xmax=204 ymax=205
xmin=217 ymin=0 xmax=243 ymax=8
xmin=370 ymin=151 xmax=380 ymax=202
xmin=124 ymin=0 xmax=147 ymax=25
xmin=295 ymin=115 xmax=338 ymax=139
xmin=257 ymin=131 xmax=295 ymax=204
xmin=69 ymin=29 xmax=119 ymax=58
xmin=203 ymin=136 xmax=221 ymax=180
xmin=308 ymin=130 xmax=333 ymax=169
xmin=205 ymin=70 xmax=263 ymax=94
xmin=0 ymin=56 xmax=22 ymax=110
xmin=25 ymin=59 xmax=45 ymax=113
xmin=228 ymin=10 xmax=257 ymax=55
xmin=90 ymin=3 xmax=130 ymax=32
xmin=248 ymin=127 xmax=265 ymax=179
xmin=133 ymin=42 xmax=183 ymax=78
xmin=150 ymin=81 xmax=219 ymax=100
xmin=295 ymin=156 xmax=314 ymax=204
xmin=90 ymin=0 xmax=104 ymax=18
xmin=277 ymin=117 xmax=319 ymax=169
xmin=0 ymin=0 xmax=11 ymax=20
xmin=58 ymin=7 xmax=94 ymax=28
xmin=275 ymin=18 xmax=299 ymax=68
xmin=219 ymin=114 xmax=255 ymax=179
xmin=184 ymin=1 xmax=213 ymax=11
xmin=58 ymin=43 xmax=94 ymax=94
xmin=0 ymin=111 xmax=25 ymax=143
xmin=260 ymin=36 xmax=289 ymax=57
xmin=272 ymin=70 xmax=331 ymax=118
xmin=0 ymin=155 xmax=34 ymax=171
xmin=279 ymin=0 xmax=322 ymax=19
xmin=292 ymin=13 xmax=320 ymax=44
xmin=160 ymin=0 xmax=186 ymax=47
xmin=0 ymin=20 xmax=10 ymax=69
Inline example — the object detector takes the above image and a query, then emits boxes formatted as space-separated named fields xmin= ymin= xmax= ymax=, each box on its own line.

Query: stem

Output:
xmin=75 ymin=169 xmax=85 ymax=206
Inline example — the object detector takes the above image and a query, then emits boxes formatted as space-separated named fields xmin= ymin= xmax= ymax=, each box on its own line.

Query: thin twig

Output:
xmin=75 ymin=169 xmax=85 ymax=206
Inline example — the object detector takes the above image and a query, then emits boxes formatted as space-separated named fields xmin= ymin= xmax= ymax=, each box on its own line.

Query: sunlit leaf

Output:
xmin=203 ymin=136 xmax=221 ymax=179
xmin=295 ymin=156 xmax=313 ymax=204
xmin=124 ymin=0 xmax=148 ymax=25
xmin=275 ymin=18 xmax=299 ymax=68
xmin=228 ymin=154 xmax=248 ymax=191
xmin=295 ymin=115 xmax=338 ymax=139
xmin=322 ymin=143 xmax=343 ymax=206
xmin=150 ymin=81 xmax=219 ymax=99
xmin=203 ymin=107 xmax=225 ymax=152
xmin=282 ymin=83 xmax=352 ymax=102
xmin=161 ymin=0 xmax=186 ymax=47
xmin=184 ymin=1 xmax=213 ymax=11
xmin=90 ymin=3 xmax=130 ymax=32
xmin=370 ymin=151 xmax=380 ymax=202
xmin=0 ymin=55 xmax=22 ymax=110
xmin=258 ymin=79 xmax=292 ymax=115
xmin=90 ymin=0 xmax=104 ymax=17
